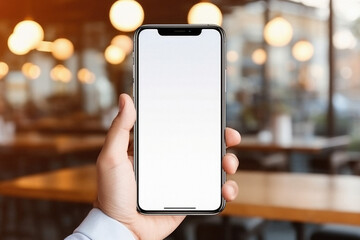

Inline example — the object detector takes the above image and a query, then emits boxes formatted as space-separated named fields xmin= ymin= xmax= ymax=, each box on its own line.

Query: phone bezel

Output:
xmin=133 ymin=24 xmax=226 ymax=215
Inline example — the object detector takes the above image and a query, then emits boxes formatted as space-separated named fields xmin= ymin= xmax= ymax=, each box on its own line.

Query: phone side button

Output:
xmin=222 ymin=169 xmax=226 ymax=185
xmin=132 ymin=82 xmax=135 ymax=98
xmin=132 ymin=65 xmax=135 ymax=79
xmin=224 ymin=69 xmax=227 ymax=92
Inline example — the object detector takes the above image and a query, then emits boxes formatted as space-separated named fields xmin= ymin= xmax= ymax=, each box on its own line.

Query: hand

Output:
xmin=95 ymin=94 xmax=241 ymax=240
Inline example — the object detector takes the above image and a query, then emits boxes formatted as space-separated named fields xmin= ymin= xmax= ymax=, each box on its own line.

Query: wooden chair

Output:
xmin=311 ymin=224 xmax=360 ymax=240
xmin=330 ymin=151 xmax=360 ymax=175
xmin=173 ymin=215 xmax=266 ymax=240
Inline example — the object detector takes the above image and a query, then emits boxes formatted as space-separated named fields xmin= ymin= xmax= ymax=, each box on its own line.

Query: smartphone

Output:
xmin=134 ymin=24 xmax=226 ymax=214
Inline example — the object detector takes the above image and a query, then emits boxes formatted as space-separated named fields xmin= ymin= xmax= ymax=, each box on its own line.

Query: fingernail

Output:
xmin=228 ymin=185 xmax=235 ymax=197
xmin=230 ymin=154 xmax=239 ymax=170
xmin=233 ymin=156 xmax=239 ymax=169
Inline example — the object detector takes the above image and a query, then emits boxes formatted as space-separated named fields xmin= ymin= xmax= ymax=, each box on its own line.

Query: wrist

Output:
xmin=123 ymin=225 xmax=140 ymax=240
xmin=74 ymin=208 xmax=136 ymax=240
xmin=94 ymin=206 xmax=140 ymax=240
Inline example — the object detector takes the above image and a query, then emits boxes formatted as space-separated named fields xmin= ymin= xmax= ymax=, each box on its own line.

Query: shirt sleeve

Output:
xmin=64 ymin=208 xmax=136 ymax=240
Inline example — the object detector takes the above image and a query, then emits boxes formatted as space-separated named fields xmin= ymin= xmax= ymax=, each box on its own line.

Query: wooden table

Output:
xmin=0 ymin=133 xmax=105 ymax=155
xmin=0 ymin=132 xmax=104 ymax=181
xmin=18 ymin=116 xmax=108 ymax=134
xmin=231 ymin=135 xmax=352 ymax=173
xmin=231 ymin=135 xmax=351 ymax=154
xmin=0 ymin=165 xmax=359 ymax=227
xmin=0 ymin=165 xmax=97 ymax=203
xmin=225 ymin=171 xmax=360 ymax=226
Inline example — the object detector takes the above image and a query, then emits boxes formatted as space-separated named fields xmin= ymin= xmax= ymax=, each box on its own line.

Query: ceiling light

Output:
xmin=52 ymin=38 xmax=74 ymax=60
xmin=22 ymin=62 xmax=41 ymax=80
xmin=50 ymin=64 xmax=72 ymax=83
xmin=105 ymin=45 xmax=126 ymax=65
xmin=14 ymin=20 xmax=44 ymax=50
xmin=264 ymin=17 xmax=293 ymax=47
xmin=78 ymin=68 xmax=95 ymax=84
xmin=109 ymin=0 xmax=144 ymax=32
xmin=8 ymin=33 xmax=31 ymax=55
xmin=111 ymin=35 xmax=133 ymax=55
xmin=0 ymin=62 xmax=9 ymax=79
xmin=292 ymin=40 xmax=314 ymax=62
xmin=252 ymin=48 xmax=267 ymax=65
xmin=188 ymin=2 xmax=222 ymax=25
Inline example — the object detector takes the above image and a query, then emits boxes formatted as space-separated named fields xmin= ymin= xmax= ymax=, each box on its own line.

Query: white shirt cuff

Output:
xmin=71 ymin=208 xmax=136 ymax=240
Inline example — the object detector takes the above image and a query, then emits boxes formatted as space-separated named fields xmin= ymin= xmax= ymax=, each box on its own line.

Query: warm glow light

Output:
xmin=227 ymin=51 xmax=239 ymax=63
xmin=52 ymin=38 xmax=74 ymax=60
xmin=78 ymin=68 xmax=95 ymax=84
xmin=333 ymin=29 xmax=357 ymax=50
xmin=30 ymin=65 xmax=40 ymax=80
xmin=292 ymin=40 xmax=314 ymax=62
xmin=14 ymin=20 xmax=44 ymax=50
xmin=50 ymin=64 xmax=72 ymax=83
xmin=109 ymin=0 xmax=144 ymax=32
xmin=105 ymin=45 xmax=126 ymax=65
xmin=22 ymin=62 xmax=41 ymax=80
xmin=111 ymin=35 xmax=133 ymax=55
xmin=252 ymin=48 xmax=267 ymax=65
xmin=37 ymin=41 xmax=53 ymax=52
xmin=0 ymin=62 xmax=9 ymax=79
xmin=264 ymin=17 xmax=293 ymax=47
xmin=188 ymin=2 xmax=222 ymax=25
xmin=22 ymin=63 xmax=32 ymax=77
xmin=7 ymin=20 xmax=44 ymax=55
xmin=8 ymin=33 xmax=31 ymax=55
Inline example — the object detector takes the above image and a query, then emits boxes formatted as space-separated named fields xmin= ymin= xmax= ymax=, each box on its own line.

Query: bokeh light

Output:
xmin=22 ymin=62 xmax=41 ymax=80
xmin=111 ymin=35 xmax=133 ymax=55
xmin=252 ymin=48 xmax=267 ymax=65
xmin=188 ymin=2 xmax=222 ymax=25
xmin=78 ymin=68 xmax=95 ymax=84
xmin=109 ymin=0 xmax=144 ymax=32
xmin=52 ymin=38 xmax=74 ymax=60
xmin=13 ymin=20 xmax=44 ymax=50
xmin=50 ymin=64 xmax=72 ymax=83
xmin=0 ymin=62 xmax=9 ymax=79
xmin=227 ymin=50 xmax=239 ymax=63
xmin=105 ymin=45 xmax=126 ymax=65
xmin=264 ymin=17 xmax=293 ymax=47
xmin=37 ymin=41 xmax=53 ymax=52
xmin=333 ymin=29 xmax=357 ymax=50
xmin=8 ymin=33 xmax=31 ymax=55
xmin=292 ymin=40 xmax=314 ymax=62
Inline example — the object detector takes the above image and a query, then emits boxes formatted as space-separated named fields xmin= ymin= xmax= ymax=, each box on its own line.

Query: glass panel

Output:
xmin=334 ymin=0 xmax=360 ymax=145
xmin=224 ymin=0 xmax=329 ymax=139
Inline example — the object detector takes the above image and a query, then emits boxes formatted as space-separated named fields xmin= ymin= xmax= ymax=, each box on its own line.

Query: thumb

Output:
xmin=98 ymin=94 xmax=136 ymax=168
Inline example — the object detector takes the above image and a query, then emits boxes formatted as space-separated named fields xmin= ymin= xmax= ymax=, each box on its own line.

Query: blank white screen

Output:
xmin=137 ymin=28 xmax=222 ymax=211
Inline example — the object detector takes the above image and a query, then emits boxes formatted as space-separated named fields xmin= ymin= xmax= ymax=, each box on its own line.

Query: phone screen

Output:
xmin=135 ymin=26 xmax=224 ymax=213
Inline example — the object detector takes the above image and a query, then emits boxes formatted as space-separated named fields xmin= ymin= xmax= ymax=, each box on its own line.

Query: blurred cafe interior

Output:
xmin=1 ymin=0 xmax=360 ymax=239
